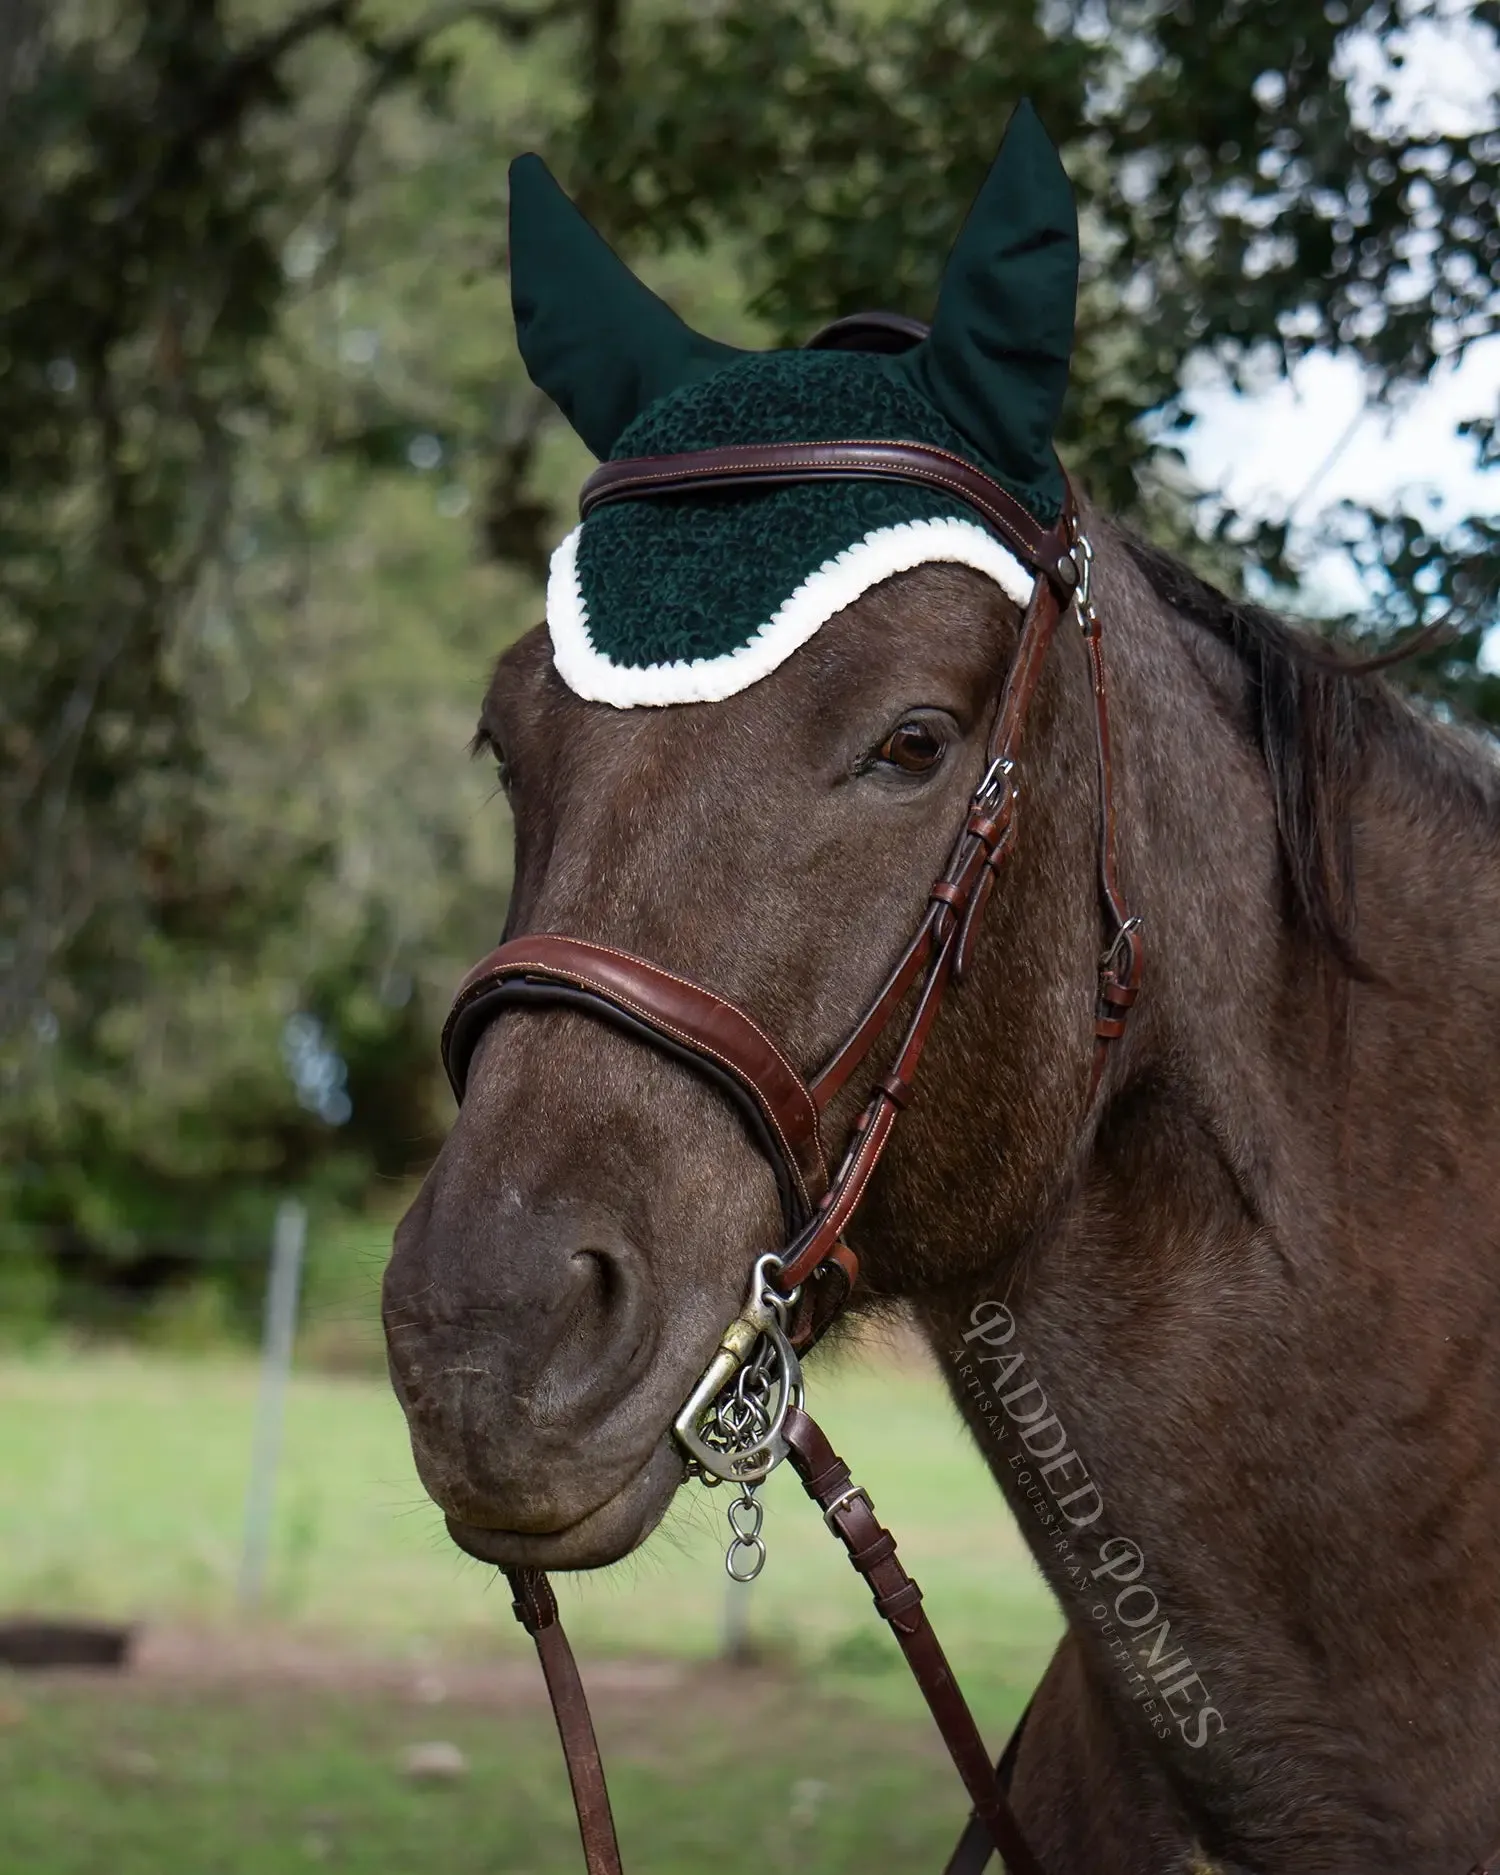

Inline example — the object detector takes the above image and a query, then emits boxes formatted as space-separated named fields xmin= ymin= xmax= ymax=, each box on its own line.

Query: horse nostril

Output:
xmin=567 ymin=1244 xmax=625 ymax=1332
xmin=513 ymin=1237 xmax=653 ymax=1424
xmin=384 ymin=1200 xmax=656 ymax=1439
xmin=568 ymin=1246 xmax=630 ymax=1332
xmin=575 ymin=1247 xmax=650 ymax=1370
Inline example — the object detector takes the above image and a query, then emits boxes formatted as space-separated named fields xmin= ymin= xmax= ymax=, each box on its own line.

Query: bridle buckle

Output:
xmin=974 ymin=755 xmax=1016 ymax=813
xmin=1071 ymin=531 xmax=1098 ymax=632
xmin=1101 ymin=913 xmax=1144 ymax=976
xmin=822 ymin=1482 xmax=873 ymax=1531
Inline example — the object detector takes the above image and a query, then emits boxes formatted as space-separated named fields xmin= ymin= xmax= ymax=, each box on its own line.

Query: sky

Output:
xmin=1174 ymin=5 xmax=1497 ymax=624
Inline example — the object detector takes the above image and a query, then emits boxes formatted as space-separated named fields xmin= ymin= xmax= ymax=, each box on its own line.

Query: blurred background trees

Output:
xmin=0 ymin=0 xmax=1494 ymax=1304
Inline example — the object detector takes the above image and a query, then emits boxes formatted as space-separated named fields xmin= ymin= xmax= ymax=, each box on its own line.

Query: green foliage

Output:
xmin=1 ymin=2 xmax=533 ymax=1269
xmin=585 ymin=0 xmax=1497 ymax=608
xmin=0 ymin=1244 xmax=58 ymax=1347
xmin=0 ymin=0 xmax=1494 ymax=1278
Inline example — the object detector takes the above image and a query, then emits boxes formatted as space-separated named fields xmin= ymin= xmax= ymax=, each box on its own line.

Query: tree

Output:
xmin=1 ymin=0 xmax=1494 ymax=1273
xmin=0 ymin=0 xmax=550 ymax=1264
xmin=579 ymin=0 xmax=1497 ymax=646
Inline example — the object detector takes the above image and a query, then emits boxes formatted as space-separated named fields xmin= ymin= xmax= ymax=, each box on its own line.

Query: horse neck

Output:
xmin=1099 ymin=538 xmax=1500 ymax=1296
xmin=937 ymin=533 xmax=1500 ymax=1856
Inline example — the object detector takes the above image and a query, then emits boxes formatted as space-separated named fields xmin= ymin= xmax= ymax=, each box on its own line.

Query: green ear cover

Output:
xmin=508 ymin=154 xmax=745 ymax=460
xmin=897 ymin=100 xmax=1078 ymax=521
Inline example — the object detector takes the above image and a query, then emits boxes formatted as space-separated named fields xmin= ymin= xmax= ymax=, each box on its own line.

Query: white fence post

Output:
xmin=238 ymin=1198 xmax=307 ymax=1609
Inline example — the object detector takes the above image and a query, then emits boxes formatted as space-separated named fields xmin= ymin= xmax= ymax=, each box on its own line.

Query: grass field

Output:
xmin=0 ymin=1340 xmax=1060 ymax=1873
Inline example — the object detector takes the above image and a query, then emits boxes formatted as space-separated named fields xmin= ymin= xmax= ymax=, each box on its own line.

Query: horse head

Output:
xmin=381 ymin=89 xmax=1500 ymax=1875
xmin=383 ymin=102 xmax=1136 ymax=1571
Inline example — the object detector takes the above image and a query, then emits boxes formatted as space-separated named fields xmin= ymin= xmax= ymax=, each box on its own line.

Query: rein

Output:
xmin=440 ymin=425 xmax=1144 ymax=1875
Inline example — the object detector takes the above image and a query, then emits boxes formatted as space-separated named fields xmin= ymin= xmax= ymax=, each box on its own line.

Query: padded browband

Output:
xmin=579 ymin=440 xmax=1079 ymax=594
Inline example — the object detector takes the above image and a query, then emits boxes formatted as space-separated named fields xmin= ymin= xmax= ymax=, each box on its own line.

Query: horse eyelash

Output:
xmin=470 ymin=725 xmax=512 ymax=789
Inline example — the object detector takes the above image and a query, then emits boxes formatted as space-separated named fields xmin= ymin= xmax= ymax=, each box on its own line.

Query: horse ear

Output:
xmin=508 ymin=154 xmax=744 ymax=459
xmin=898 ymin=100 xmax=1078 ymax=517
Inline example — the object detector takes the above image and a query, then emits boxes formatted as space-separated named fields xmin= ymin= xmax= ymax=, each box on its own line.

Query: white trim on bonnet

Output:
xmin=546 ymin=515 xmax=1036 ymax=709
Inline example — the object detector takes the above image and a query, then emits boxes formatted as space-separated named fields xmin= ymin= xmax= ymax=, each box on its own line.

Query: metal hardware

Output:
xmin=724 ymin=1485 xmax=767 ymax=1581
xmin=1101 ymin=913 xmax=1143 ymax=974
xmin=974 ymin=756 xmax=1015 ymax=813
xmin=1072 ymin=532 xmax=1097 ymax=632
xmin=821 ymin=1482 xmax=872 ymax=1531
xmin=673 ymin=1254 xmax=804 ymax=1488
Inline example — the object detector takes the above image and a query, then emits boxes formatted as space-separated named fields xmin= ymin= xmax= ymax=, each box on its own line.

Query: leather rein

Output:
xmin=440 ymin=433 xmax=1144 ymax=1875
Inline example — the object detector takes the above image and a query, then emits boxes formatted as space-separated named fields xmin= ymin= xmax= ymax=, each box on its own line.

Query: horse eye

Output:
xmin=878 ymin=719 xmax=947 ymax=775
xmin=484 ymin=741 xmax=511 ymax=792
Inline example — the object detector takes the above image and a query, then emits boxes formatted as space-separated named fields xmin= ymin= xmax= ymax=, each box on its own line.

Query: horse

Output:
xmin=383 ymin=114 xmax=1500 ymax=1875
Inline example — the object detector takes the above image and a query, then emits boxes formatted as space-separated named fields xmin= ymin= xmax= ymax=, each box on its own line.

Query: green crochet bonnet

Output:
xmin=511 ymin=101 xmax=1079 ymax=708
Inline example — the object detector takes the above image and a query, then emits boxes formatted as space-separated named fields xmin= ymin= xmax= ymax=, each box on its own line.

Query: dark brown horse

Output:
xmin=384 ymin=497 xmax=1500 ymax=1871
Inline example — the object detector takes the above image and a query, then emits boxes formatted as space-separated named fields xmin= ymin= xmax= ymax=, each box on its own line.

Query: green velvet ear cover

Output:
xmin=896 ymin=100 xmax=1078 ymax=523
xmin=508 ymin=154 xmax=746 ymax=459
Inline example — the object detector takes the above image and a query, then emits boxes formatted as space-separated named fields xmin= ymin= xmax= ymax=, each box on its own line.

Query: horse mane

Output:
xmin=1121 ymin=529 xmax=1401 ymax=977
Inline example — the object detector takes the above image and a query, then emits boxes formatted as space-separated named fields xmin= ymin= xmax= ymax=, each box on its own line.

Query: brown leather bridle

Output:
xmin=434 ymin=303 xmax=1500 ymax=1875
xmin=438 ymin=325 xmax=1146 ymax=1875
xmin=442 ymin=451 xmax=1143 ymax=1346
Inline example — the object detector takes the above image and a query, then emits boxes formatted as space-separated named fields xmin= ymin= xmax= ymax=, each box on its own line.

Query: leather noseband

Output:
xmin=443 ymin=935 xmax=827 ymax=1240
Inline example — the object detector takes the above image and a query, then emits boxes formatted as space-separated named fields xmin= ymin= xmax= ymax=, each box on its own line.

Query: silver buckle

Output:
xmin=821 ymin=1483 xmax=872 ymax=1531
xmin=1072 ymin=532 xmax=1097 ymax=629
xmin=974 ymin=756 xmax=1014 ymax=813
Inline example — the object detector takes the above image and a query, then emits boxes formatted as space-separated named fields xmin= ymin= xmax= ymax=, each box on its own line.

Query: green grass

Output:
xmin=0 ymin=1342 xmax=1056 ymax=1681
xmin=0 ymin=1342 xmax=1061 ymax=1872
xmin=1 ymin=1670 xmax=1029 ymax=1875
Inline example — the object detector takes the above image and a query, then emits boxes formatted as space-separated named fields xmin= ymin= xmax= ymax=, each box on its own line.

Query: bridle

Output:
xmin=438 ymin=314 xmax=1146 ymax=1875
xmin=437 ymin=313 xmax=1500 ymax=1875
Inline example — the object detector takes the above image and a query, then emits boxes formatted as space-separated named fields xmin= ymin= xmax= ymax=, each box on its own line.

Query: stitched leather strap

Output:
xmin=580 ymin=441 xmax=1078 ymax=596
xmin=945 ymin=1693 xmax=1037 ymax=1875
xmin=443 ymin=935 xmax=828 ymax=1220
xmin=775 ymin=572 xmax=1064 ymax=1294
xmin=783 ymin=1409 xmax=1048 ymax=1875
xmin=1075 ymin=543 xmax=1144 ymax=1102
xmin=806 ymin=566 xmax=1057 ymax=1113
xmin=506 ymin=1568 xmax=622 ymax=1875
